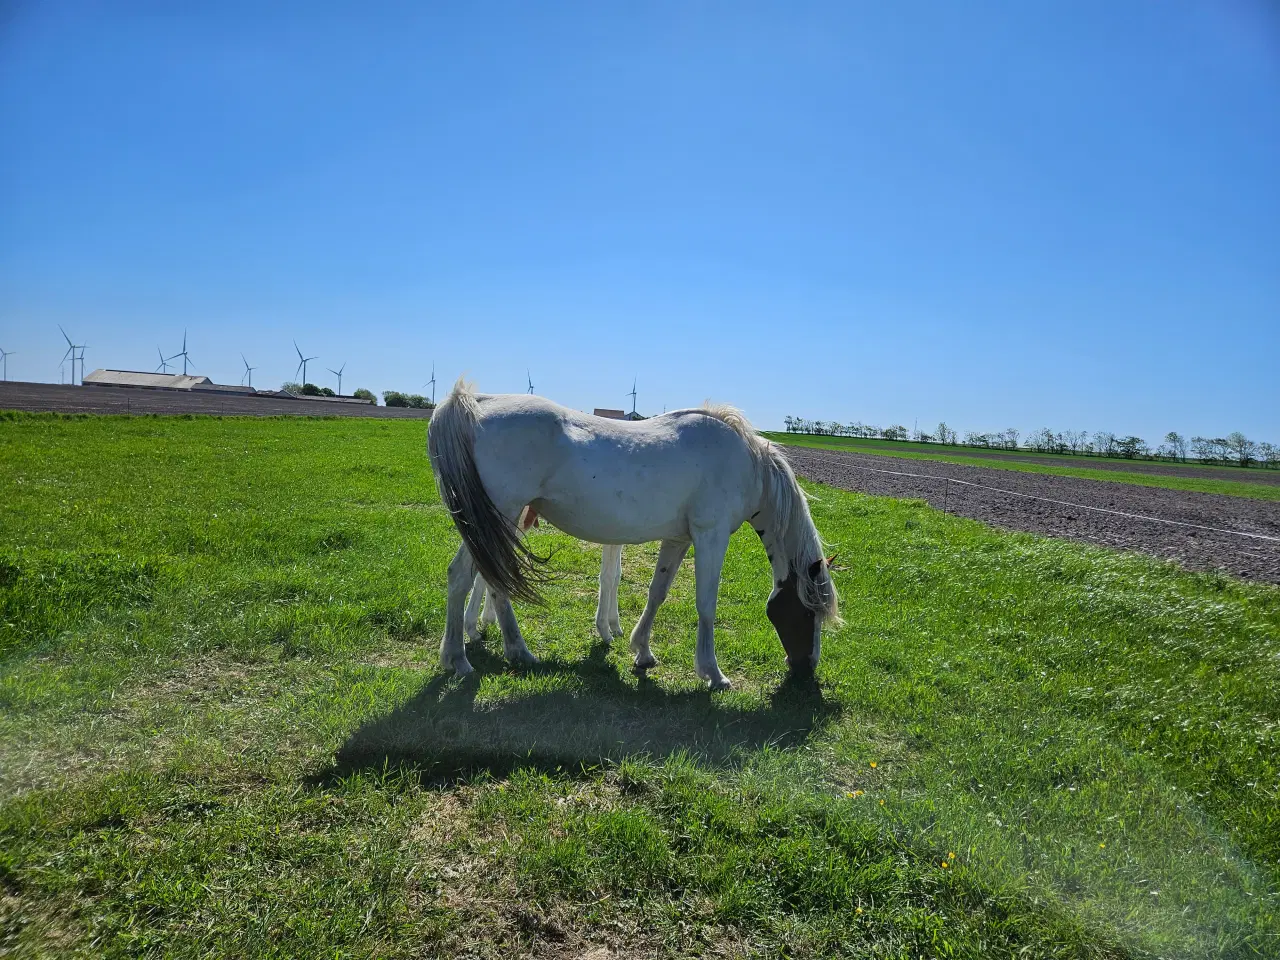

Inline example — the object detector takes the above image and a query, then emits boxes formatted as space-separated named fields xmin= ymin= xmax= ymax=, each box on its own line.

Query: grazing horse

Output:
xmin=429 ymin=380 xmax=838 ymax=689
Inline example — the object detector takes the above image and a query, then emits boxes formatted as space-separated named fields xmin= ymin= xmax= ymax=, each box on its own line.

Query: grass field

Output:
xmin=2 ymin=412 xmax=1278 ymax=958
xmin=764 ymin=433 xmax=1280 ymax=502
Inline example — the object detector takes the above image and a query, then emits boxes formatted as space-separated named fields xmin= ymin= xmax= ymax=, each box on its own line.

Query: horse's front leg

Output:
xmin=489 ymin=590 xmax=538 ymax=665
xmin=442 ymin=546 xmax=477 ymax=675
xmin=595 ymin=544 xmax=624 ymax=644
xmin=692 ymin=529 xmax=732 ymax=690
xmin=629 ymin=538 xmax=690 ymax=670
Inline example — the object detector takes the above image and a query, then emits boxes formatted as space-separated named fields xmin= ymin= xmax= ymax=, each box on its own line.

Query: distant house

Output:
xmin=593 ymin=407 xmax=647 ymax=421
xmin=83 ymin=369 xmax=256 ymax=395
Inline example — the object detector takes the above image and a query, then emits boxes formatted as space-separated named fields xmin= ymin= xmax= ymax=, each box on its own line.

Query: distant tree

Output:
xmin=1226 ymin=431 xmax=1256 ymax=467
xmin=300 ymin=382 xmax=322 ymax=396
xmin=783 ymin=416 xmax=797 ymax=433
xmin=281 ymin=381 xmax=303 ymax=394
xmin=406 ymin=394 xmax=434 ymax=409
xmin=382 ymin=390 xmax=409 ymax=407
xmin=1258 ymin=442 xmax=1278 ymax=468
xmin=934 ymin=422 xmax=957 ymax=445
xmin=352 ymin=388 xmax=376 ymax=404
xmin=1160 ymin=431 xmax=1187 ymax=461
xmin=1115 ymin=436 xmax=1147 ymax=459
xmin=882 ymin=424 xmax=909 ymax=441
xmin=319 ymin=387 xmax=336 ymax=397
xmin=964 ymin=431 xmax=991 ymax=447
xmin=1063 ymin=430 xmax=1088 ymax=454
xmin=1001 ymin=427 xmax=1020 ymax=450
xmin=1093 ymin=431 xmax=1117 ymax=458
xmin=1029 ymin=428 xmax=1056 ymax=453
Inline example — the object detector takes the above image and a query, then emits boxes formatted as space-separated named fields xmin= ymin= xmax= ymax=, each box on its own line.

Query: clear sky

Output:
xmin=2 ymin=2 xmax=1277 ymax=440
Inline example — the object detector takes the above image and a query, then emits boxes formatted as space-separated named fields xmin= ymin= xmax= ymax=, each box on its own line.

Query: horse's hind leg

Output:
xmin=464 ymin=573 xmax=487 ymax=641
xmin=490 ymin=590 xmax=538 ymax=665
xmin=629 ymin=538 xmax=690 ymax=669
xmin=595 ymin=544 xmax=624 ymax=644
xmin=442 ymin=546 xmax=477 ymax=675
xmin=607 ymin=545 xmax=624 ymax=639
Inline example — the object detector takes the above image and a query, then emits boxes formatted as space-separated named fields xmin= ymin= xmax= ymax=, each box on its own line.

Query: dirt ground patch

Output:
xmin=0 ymin=381 xmax=434 ymax=418
xmin=938 ymin=447 xmax=1280 ymax=485
xmin=783 ymin=445 xmax=1280 ymax=584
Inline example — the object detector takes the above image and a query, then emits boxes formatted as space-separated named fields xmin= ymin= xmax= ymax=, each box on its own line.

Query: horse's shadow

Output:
xmin=313 ymin=639 xmax=842 ymax=785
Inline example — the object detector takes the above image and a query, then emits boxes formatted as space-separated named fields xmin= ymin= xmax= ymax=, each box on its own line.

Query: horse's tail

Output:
xmin=428 ymin=378 xmax=546 ymax=604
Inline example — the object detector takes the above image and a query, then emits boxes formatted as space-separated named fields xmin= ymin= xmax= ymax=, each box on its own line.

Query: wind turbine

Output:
xmin=293 ymin=341 xmax=318 ymax=386
xmin=58 ymin=326 xmax=86 ymax=385
xmin=527 ymin=369 xmax=535 ymax=395
xmin=156 ymin=347 xmax=173 ymax=374
xmin=0 ymin=347 xmax=12 ymax=381
xmin=168 ymin=330 xmax=194 ymax=375
xmin=241 ymin=353 xmax=257 ymax=388
xmin=628 ymin=377 xmax=638 ymax=417
xmin=423 ymin=364 xmax=437 ymax=405
xmin=327 ymin=362 xmax=346 ymax=396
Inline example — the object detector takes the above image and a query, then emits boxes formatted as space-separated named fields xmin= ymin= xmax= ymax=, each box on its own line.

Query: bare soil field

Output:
xmin=0 ymin=381 xmax=434 ymax=418
xmin=783 ymin=444 xmax=1280 ymax=584
xmin=943 ymin=447 xmax=1280 ymax=485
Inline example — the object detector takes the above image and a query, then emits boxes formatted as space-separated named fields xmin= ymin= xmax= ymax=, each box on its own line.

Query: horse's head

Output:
xmin=766 ymin=558 xmax=833 ymax=677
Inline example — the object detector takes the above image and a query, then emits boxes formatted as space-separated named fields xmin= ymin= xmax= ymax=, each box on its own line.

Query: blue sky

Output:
xmin=2 ymin=2 xmax=1277 ymax=440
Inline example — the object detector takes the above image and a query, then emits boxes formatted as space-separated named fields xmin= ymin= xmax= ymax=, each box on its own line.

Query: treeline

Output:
xmin=281 ymin=382 xmax=376 ymax=403
xmin=381 ymin=390 xmax=435 ymax=409
xmin=781 ymin=418 xmax=1279 ymax=467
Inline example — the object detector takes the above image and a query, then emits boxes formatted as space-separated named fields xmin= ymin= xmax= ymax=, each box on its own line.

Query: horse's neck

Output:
xmin=756 ymin=504 xmax=796 ymax=583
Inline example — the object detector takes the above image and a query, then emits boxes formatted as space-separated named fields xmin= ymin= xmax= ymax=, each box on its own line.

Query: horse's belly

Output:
xmin=532 ymin=493 xmax=687 ymax=545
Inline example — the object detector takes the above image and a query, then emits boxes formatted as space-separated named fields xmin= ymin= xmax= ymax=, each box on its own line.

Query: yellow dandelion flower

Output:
xmin=846 ymin=791 xmax=854 ymax=798
xmin=856 ymin=906 xmax=864 ymax=915
xmin=853 ymin=789 xmax=864 ymax=797
xmin=948 ymin=851 xmax=955 ymax=860
xmin=1099 ymin=842 xmax=1106 ymax=849
xmin=870 ymin=761 xmax=877 ymax=768
xmin=940 ymin=860 xmax=949 ymax=868
xmin=879 ymin=799 xmax=885 ymax=805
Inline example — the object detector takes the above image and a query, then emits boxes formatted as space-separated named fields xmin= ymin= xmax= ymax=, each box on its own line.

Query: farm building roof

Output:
xmin=594 ymin=408 xmax=626 ymax=419
xmin=84 ymin=369 xmax=214 ymax=390
xmin=83 ymin=370 xmax=262 ymax=395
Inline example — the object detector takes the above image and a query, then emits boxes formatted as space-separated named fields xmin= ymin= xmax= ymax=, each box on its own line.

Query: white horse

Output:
xmin=429 ymin=380 xmax=838 ymax=689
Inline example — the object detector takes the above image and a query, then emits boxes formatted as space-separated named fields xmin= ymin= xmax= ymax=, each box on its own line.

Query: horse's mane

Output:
xmin=699 ymin=403 xmax=840 ymax=623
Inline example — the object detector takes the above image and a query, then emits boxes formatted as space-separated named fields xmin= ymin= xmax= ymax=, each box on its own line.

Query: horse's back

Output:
xmin=470 ymin=394 xmax=761 ymax=543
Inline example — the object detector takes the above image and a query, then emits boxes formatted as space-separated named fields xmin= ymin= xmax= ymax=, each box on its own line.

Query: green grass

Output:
xmin=765 ymin=432 xmax=1280 ymax=502
xmin=1 ymin=412 xmax=1278 ymax=958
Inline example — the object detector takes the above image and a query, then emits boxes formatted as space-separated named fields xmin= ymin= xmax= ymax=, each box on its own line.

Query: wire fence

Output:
xmin=829 ymin=460 xmax=1280 ymax=544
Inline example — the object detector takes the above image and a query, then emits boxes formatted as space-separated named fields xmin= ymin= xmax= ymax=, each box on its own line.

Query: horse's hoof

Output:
xmin=464 ymin=624 xmax=484 ymax=642
xmin=610 ymin=624 xmax=624 ymax=639
xmin=633 ymin=652 xmax=657 ymax=670
xmin=707 ymin=676 xmax=733 ymax=691
xmin=506 ymin=647 xmax=539 ymax=665
xmin=451 ymin=656 xmax=475 ymax=677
